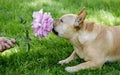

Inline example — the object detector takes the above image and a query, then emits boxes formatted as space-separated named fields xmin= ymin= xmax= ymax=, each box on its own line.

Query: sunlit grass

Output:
xmin=87 ymin=10 xmax=119 ymax=26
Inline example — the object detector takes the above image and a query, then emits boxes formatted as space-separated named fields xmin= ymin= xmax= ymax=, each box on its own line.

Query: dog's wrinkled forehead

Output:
xmin=60 ymin=14 xmax=77 ymax=23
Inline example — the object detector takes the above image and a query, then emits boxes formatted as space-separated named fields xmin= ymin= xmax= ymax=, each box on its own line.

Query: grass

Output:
xmin=0 ymin=0 xmax=120 ymax=75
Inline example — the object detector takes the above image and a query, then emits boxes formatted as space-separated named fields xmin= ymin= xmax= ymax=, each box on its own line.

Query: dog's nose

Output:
xmin=53 ymin=21 xmax=56 ymax=28
xmin=53 ymin=20 xmax=56 ymax=26
xmin=53 ymin=19 xmax=60 ymax=28
xmin=53 ymin=20 xmax=56 ymax=24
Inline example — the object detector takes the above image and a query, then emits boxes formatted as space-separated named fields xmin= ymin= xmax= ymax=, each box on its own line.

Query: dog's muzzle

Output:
xmin=52 ymin=28 xmax=58 ymax=35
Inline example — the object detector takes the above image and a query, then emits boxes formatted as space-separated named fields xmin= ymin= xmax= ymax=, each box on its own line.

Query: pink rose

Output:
xmin=32 ymin=9 xmax=53 ymax=39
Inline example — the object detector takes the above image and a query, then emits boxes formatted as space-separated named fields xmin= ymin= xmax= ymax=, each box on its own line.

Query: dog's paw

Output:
xmin=65 ymin=66 xmax=78 ymax=73
xmin=58 ymin=60 xmax=69 ymax=65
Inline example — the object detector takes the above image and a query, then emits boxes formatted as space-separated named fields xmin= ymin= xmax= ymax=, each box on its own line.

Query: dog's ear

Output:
xmin=74 ymin=8 xmax=87 ymax=28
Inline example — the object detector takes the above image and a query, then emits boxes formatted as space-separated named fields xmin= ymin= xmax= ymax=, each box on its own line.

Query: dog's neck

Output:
xmin=69 ymin=21 xmax=101 ymax=46
xmin=68 ymin=21 xmax=94 ymax=42
xmin=80 ymin=21 xmax=95 ymax=32
xmin=69 ymin=32 xmax=82 ymax=46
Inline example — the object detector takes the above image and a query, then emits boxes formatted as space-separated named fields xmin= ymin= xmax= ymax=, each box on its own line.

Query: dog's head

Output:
xmin=52 ymin=8 xmax=87 ymax=39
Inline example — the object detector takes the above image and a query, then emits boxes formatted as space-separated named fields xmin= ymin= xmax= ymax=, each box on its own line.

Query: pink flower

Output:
xmin=32 ymin=9 xmax=53 ymax=39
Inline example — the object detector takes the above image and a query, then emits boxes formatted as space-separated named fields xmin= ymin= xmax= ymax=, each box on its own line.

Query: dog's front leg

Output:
xmin=59 ymin=51 xmax=77 ymax=65
xmin=65 ymin=59 xmax=104 ymax=72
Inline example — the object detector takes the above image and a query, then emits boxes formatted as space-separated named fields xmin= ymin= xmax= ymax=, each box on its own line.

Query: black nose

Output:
xmin=52 ymin=28 xmax=58 ymax=35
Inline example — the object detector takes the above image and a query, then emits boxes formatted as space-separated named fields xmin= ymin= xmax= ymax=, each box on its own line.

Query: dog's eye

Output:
xmin=60 ymin=19 xmax=63 ymax=22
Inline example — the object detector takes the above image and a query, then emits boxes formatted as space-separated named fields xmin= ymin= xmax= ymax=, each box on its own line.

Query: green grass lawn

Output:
xmin=0 ymin=0 xmax=120 ymax=75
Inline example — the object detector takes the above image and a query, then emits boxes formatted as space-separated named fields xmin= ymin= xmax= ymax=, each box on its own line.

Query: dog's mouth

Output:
xmin=52 ymin=28 xmax=58 ymax=35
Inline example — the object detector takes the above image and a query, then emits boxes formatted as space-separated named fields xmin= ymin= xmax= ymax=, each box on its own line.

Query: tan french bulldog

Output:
xmin=52 ymin=8 xmax=120 ymax=72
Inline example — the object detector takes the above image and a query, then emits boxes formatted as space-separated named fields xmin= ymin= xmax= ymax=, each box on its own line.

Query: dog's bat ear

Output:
xmin=74 ymin=8 xmax=87 ymax=28
xmin=78 ymin=7 xmax=86 ymax=15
